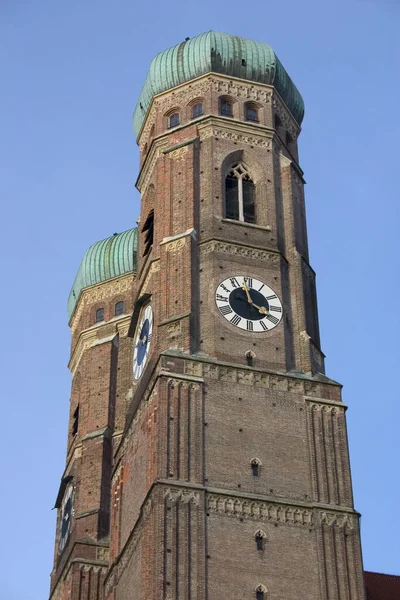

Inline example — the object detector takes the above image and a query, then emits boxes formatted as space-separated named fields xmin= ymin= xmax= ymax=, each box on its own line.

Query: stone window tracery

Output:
xmin=255 ymin=529 xmax=266 ymax=551
xmin=255 ymin=584 xmax=267 ymax=599
xmin=225 ymin=162 xmax=256 ymax=223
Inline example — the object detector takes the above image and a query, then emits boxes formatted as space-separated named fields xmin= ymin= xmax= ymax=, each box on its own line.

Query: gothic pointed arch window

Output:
xmin=225 ymin=162 xmax=256 ymax=223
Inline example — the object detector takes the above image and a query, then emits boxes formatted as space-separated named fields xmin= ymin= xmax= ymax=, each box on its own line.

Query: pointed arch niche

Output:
xmin=220 ymin=149 xmax=269 ymax=228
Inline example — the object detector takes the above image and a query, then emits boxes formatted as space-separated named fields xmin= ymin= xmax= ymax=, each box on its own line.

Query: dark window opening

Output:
xmin=251 ymin=461 xmax=260 ymax=477
xmin=256 ymin=535 xmax=264 ymax=551
xmin=246 ymin=106 xmax=258 ymax=122
xmin=274 ymin=114 xmax=282 ymax=130
xmin=225 ymin=163 xmax=256 ymax=224
xmin=142 ymin=209 xmax=154 ymax=257
xmin=225 ymin=174 xmax=239 ymax=220
xmin=72 ymin=405 xmax=79 ymax=436
xmin=169 ymin=113 xmax=180 ymax=128
xmin=256 ymin=592 xmax=264 ymax=600
xmin=220 ymin=100 xmax=233 ymax=117
xmin=95 ymin=308 xmax=104 ymax=323
xmin=192 ymin=103 xmax=203 ymax=119
xmin=115 ymin=301 xmax=124 ymax=316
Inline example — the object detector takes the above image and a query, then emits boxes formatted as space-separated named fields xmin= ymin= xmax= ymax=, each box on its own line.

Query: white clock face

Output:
xmin=59 ymin=483 xmax=74 ymax=553
xmin=133 ymin=305 xmax=153 ymax=380
xmin=215 ymin=276 xmax=283 ymax=332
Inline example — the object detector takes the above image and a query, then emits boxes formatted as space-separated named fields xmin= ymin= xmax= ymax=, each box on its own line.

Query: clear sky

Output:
xmin=1 ymin=1 xmax=399 ymax=598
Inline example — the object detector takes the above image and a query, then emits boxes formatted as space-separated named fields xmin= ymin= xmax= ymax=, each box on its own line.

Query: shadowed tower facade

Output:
xmin=50 ymin=31 xmax=366 ymax=600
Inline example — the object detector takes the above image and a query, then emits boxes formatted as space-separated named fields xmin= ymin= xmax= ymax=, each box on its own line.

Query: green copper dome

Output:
xmin=68 ymin=228 xmax=138 ymax=319
xmin=133 ymin=31 xmax=304 ymax=136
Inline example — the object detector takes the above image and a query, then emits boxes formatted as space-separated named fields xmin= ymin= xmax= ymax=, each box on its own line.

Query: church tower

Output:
xmin=50 ymin=32 xmax=366 ymax=600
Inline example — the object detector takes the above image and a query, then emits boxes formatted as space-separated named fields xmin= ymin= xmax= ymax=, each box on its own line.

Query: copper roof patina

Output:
xmin=68 ymin=228 xmax=137 ymax=319
xmin=132 ymin=30 xmax=304 ymax=136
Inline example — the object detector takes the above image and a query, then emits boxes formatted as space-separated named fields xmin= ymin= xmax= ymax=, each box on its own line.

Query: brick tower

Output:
xmin=50 ymin=31 xmax=366 ymax=600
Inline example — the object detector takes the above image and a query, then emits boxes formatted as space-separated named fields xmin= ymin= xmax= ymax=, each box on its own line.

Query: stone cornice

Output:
xmin=69 ymin=315 xmax=131 ymax=376
xmin=69 ymin=272 xmax=134 ymax=332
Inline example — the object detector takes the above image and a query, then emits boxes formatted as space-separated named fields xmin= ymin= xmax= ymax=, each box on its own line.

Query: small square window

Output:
xmin=115 ymin=301 xmax=124 ymax=316
xmin=169 ymin=113 xmax=180 ymax=128
xmin=95 ymin=308 xmax=104 ymax=323
xmin=246 ymin=107 xmax=258 ymax=122
xmin=192 ymin=103 xmax=203 ymax=119
xmin=220 ymin=101 xmax=233 ymax=117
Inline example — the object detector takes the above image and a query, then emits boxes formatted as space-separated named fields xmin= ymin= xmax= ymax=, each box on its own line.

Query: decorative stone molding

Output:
xmin=169 ymin=146 xmax=189 ymax=160
xmin=164 ymin=487 xmax=200 ymax=506
xmin=255 ymin=584 xmax=268 ymax=593
xmin=273 ymin=93 xmax=299 ymax=139
xmin=199 ymin=126 xmax=272 ymax=149
xmin=207 ymin=494 xmax=313 ymax=526
xmin=96 ymin=547 xmax=109 ymax=562
xmin=70 ymin=274 xmax=134 ymax=332
xmin=255 ymin=529 xmax=267 ymax=539
xmin=319 ymin=511 xmax=356 ymax=530
xmin=182 ymin=357 xmax=341 ymax=399
xmin=199 ymin=240 xmax=279 ymax=264
xmin=212 ymin=76 xmax=273 ymax=103
xmin=165 ymin=237 xmax=186 ymax=252
xmin=137 ymin=145 xmax=164 ymax=193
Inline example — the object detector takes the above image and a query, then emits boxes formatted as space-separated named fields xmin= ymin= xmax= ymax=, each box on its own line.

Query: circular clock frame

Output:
xmin=133 ymin=304 xmax=153 ymax=380
xmin=58 ymin=483 xmax=74 ymax=553
xmin=215 ymin=275 xmax=283 ymax=332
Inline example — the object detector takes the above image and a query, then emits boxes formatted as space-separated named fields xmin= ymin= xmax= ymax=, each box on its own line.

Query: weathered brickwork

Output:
xmin=50 ymin=67 xmax=365 ymax=600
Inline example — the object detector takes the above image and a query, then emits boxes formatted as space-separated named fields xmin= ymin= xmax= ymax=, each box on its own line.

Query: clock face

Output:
xmin=59 ymin=483 xmax=74 ymax=552
xmin=215 ymin=276 xmax=283 ymax=332
xmin=133 ymin=304 xmax=153 ymax=380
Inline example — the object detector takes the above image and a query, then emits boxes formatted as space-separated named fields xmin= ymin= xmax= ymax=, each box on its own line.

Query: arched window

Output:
xmin=245 ymin=102 xmax=259 ymax=122
xmin=115 ymin=301 xmax=124 ymax=316
xmin=255 ymin=530 xmax=266 ymax=551
xmin=220 ymin=97 xmax=233 ymax=117
xmin=274 ymin=114 xmax=282 ymax=130
xmin=255 ymin=585 xmax=267 ymax=600
xmin=168 ymin=112 xmax=180 ymax=128
xmin=95 ymin=308 xmax=104 ymax=323
xmin=192 ymin=102 xmax=203 ymax=119
xmin=225 ymin=163 xmax=256 ymax=223
xmin=251 ymin=458 xmax=261 ymax=477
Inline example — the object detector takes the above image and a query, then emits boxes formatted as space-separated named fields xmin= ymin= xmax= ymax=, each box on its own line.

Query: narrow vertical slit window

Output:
xmin=256 ymin=591 xmax=264 ymax=600
xmin=251 ymin=461 xmax=260 ymax=477
xmin=225 ymin=163 xmax=256 ymax=224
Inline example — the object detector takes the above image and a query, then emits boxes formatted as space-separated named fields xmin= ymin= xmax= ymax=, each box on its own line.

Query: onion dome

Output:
xmin=68 ymin=228 xmax=137 ymax=319
xmin=133 ymin=30 xmax=304 ymax=136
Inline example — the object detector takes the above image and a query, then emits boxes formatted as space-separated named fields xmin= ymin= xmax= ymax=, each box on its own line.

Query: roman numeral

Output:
xmin=230 ymin=277 xmax=240 ymax=288
xmin=260 ymin=320 xmax=268 ymax=331
xmin=230 ymin=314 xmax=242 ymax=326
xmin=246 ymin=320 xmax=253 ymax=331
xmin=220 ymin=283 xmax=230 ymax=293
xmin=267 ymin=314 xmax=279 ymax=325
xmin=269 ymin=305 xmax=282 ymax=312
xmin=258 ymin=284 xmax=265 ymax=291
xmin=216 ymin=294 xmax=228 ymax=302
xmin=266 ymin=294 xmax=277 ymax=300
xmin=220 ymin=305 xmax=233 ymax=315
xmin=244 ymin=277 xmax=253 ymax=288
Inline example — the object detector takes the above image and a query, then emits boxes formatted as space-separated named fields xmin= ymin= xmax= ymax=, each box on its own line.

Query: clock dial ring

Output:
xmin=215 ymin=276 xmax=283 ymax=332
xmin=58 ymin=483 xmax=74 ymax=553
xmin=133 ymin=304 xmax=153 ymax=380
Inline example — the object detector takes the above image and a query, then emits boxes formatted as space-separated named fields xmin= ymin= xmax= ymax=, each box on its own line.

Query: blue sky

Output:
xmin=1 ymin=1 xmax=399 ymax=598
